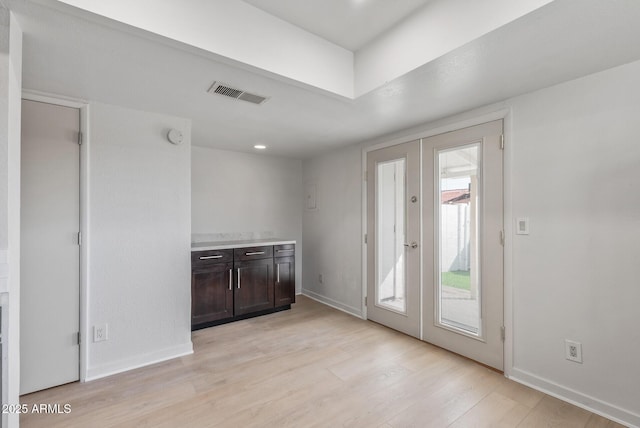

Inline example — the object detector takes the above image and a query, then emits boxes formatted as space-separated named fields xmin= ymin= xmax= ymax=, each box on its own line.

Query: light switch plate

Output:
xmin=516 ymin=217 xmax=529 ymax=235
xmin=305 ymin=183 xmax=318 ymax=211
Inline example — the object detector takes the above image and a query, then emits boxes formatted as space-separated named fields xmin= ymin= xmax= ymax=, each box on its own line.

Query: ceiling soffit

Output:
xmin=37 ymin=0 xmax=553 ymax=98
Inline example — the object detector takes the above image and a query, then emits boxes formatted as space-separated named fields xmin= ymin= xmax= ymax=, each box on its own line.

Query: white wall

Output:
xmin=87 ymin=102 xmax=192 ymax=380
xmin=191 ymin=146 xmax=303 ymax=293
xmin=0 ymin=9 xmax=21 ymax=428
xmin=508 ymin=60 xmax=640 ymax=424
xmin=302 ymin=144 xmax=362 ymax=315
xmin=303 ymin=60 xmax=640 ymax=425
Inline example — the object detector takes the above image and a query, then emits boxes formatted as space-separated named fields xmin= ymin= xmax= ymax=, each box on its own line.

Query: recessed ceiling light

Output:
xmin=254 ymin=144 xmax=267 ymax=150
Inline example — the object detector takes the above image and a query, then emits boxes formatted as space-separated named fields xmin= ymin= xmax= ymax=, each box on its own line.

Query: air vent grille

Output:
xmin=215 ymin=85 xmax=243 ymax=98
xmin=207 ymin=82 xmax=269 ymax=105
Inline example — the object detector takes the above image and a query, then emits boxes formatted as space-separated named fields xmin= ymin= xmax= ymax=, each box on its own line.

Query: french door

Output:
xmin=366 ymin=140 xmax=421 ymax=338
xmin=366 ymin=121 xmax=504 ymax=370
xmin=422 ymin=120 xmax=504 ymax=370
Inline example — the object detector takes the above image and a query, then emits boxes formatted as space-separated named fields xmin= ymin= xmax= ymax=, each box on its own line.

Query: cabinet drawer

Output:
xmin=274 ymin=244 xmax=295 ymax=257
xmin=234 ymin=246 xmax=273 ymax=261
xmin=192 ymin=249 xmax=233 ymax=266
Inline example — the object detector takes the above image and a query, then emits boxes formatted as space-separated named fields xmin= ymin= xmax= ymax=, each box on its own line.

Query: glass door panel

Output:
xmin=437 ymin=143 xmax=481 ymax=335
xmin=376 ymin=159 xmax=406 ymax=313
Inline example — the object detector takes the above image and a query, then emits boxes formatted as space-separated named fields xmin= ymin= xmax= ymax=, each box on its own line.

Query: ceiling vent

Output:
xmin=207 ymin=82 xmax=269 ymax=105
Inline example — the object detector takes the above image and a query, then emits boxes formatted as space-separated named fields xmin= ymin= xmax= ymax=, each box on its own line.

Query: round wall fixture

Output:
xmin=167 ymin=129 xmax=183 ymax=145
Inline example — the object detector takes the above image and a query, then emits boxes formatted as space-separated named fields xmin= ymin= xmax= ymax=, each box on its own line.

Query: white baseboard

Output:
xmin=85 ymin=342 xmax=193 ymax=382
xmin=509 ymin=368 xmax=639 ymax=428
xmin=301 ymin=289 xmax=363 ymax=319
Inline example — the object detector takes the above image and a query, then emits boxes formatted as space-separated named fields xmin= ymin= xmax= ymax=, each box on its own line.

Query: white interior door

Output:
xmin=20 ymin=99 xmax=80 ymax=394
xmin=422 ymin=120 xmax=504 ymax=370
xmin=367 ymin=140 xmax=420 ymax=338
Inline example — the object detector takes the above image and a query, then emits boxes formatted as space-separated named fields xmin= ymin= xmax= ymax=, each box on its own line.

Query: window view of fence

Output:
xmin=438 ymin=144 xmax=481 ymax=335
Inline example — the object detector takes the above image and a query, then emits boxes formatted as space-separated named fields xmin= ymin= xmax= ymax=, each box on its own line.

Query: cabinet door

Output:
xmin=191 ymin=262 xmax=234 ymax=327
xmin=234 ymin=258 xmax=274 ymax=316
xmin=274 ymin=256 xmax=295 ymax=307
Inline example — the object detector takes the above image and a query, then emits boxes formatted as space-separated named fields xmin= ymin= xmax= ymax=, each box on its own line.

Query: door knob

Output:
xmin=404 ymin=241 xmax=418 ymax=249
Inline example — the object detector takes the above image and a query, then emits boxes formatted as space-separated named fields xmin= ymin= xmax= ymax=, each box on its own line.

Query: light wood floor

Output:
xmin=21 ymin=296 xmax=624 ymax=428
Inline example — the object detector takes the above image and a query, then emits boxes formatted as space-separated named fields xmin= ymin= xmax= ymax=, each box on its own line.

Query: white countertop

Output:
xmin=191 ymin=238 xmax=296 ymax=252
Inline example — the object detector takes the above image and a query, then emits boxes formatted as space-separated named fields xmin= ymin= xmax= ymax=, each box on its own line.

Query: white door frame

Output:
xmin=22 ymin=89 xmax=90 ymax=383
xmin=361 ymin=107 xmax=513 ymax=376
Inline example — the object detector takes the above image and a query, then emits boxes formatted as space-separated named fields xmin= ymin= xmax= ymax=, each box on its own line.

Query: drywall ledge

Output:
xmin=509 ymin=368 xmax=640 ymax=427
xmin=354 ymin=0 xmax=553 ymax=96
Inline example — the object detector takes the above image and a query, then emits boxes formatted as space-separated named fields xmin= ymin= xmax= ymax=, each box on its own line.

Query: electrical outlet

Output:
xmin=565 ymin=339 xmax=582 ymax=363
xmin=94 ymin=324 xmax=108 ymax=342
xmin=318 ymin=274 xmax=323 ymax=284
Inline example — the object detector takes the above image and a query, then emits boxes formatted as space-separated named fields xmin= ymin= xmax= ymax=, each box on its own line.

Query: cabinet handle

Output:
xmin=237 ymin=268 xmax=241 ymax=289
xmin=199 ymin=255 xmax=223 ymax=260
xmin=229 ymin=269 xmax=232 ymax=290
xmin=277 ymin=264 xmax=280 ymax=283
xmin=276 ymin=249 xmax=291 ymax=253
xmin=245 ymin=251 xmax=265 ymax=256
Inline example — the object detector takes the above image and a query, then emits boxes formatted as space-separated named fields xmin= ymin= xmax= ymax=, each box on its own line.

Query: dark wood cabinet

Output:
xmin=275 ymin=244 xmax=295 ymax=307
xmin=234 ymin=245 xmax=273 ymax=261
xmin=191 ymin=243 xmax=295 ymax=330
xmin=191 ymin=250 xmax=234 ymax=326
xmin=234 ymin=258 xmax=274 ymax=316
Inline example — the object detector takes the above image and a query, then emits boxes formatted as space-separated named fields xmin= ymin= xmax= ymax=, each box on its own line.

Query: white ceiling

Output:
xmin=10 ymin=0 xmax=640 ymax=159
xmin=241 ymin=0 xmax=433 ymax=51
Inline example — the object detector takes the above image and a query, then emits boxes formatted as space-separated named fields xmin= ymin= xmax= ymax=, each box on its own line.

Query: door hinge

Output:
xmin=364 ymin=233 xmax=367 ymax=244
xmin=76 ymin=332 xmax=81 ymax=345
xmin=364 ymin=296 xmax=367 ymax=307
xmin=78 ymin=131 xmax=83 ymax=145
xmin=77 ymin=231 xmax=82 ymax=246
xmin=500 ymin=326 xmax=505 ymax=342
xmin=499 ymin=230 xmax=504 ymax=246
xmin=500 ymin=134 xmax=504 ymax=150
